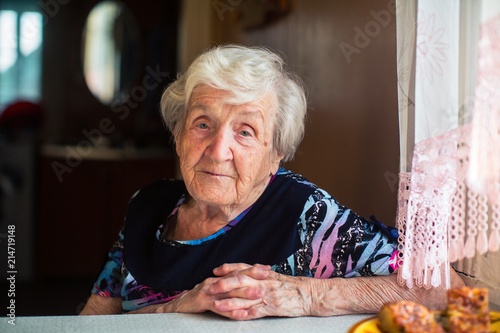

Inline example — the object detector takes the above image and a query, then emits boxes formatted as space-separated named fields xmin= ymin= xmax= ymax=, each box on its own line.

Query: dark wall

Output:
xmin=41 ymin=0 xmax=179 ymax=147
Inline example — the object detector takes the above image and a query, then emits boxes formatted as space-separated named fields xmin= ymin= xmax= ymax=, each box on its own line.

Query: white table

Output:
xmin=0 ymin=313 xmax=372 ymax=332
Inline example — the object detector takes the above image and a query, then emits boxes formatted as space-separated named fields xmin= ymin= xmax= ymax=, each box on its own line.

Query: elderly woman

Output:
xmin=81 ymin=45 xmax=463 ymax=319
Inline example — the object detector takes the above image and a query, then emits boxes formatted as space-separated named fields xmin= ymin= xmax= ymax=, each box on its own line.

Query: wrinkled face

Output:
xmin=175 ymin=85 xmax=283 ymax=213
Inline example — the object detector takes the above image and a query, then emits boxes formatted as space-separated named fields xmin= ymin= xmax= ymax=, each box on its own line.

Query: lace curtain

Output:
xmin=395 ymin=0 xmax=500 ymax=305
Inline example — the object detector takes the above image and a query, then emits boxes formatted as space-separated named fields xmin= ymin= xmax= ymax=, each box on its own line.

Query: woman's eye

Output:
xmin=196 ymin=123 xmax=209 ymax=129
xmin=240 ymin=130 xmax=251 ymax=137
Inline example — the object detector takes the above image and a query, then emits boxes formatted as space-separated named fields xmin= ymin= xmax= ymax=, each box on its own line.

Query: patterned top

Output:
xmin=91 ymin=168 xmax=398 ymax=313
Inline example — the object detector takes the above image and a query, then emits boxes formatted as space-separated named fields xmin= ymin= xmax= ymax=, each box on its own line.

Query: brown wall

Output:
xmin=214 ymin=0 xmax=399 ymax=225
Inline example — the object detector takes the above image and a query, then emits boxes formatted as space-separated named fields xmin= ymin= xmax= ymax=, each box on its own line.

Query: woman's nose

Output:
xmin=205 ymin=127 xmax=233 ymax=163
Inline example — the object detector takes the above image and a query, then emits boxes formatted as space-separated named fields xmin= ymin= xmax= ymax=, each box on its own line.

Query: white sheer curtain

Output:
xmin=395 ymin=0 xmax=500 ymax=306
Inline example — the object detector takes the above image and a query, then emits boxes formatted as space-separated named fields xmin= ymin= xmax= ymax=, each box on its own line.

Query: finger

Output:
xmin=209 ymin=298 xmax=271 ymax=320
xmin=213 ymin=297 xmax=262 ymax=313
xmin=240 ymin=265 xmax=271 ymax=280
xmin=214 ymin=266 xmax=271 ymax=283
xmin=227 ymin=309 xmax=250 ymax=320
xmin=210 ymin=308 xmax=250 ymax=321
xmin=211 ymin=285 xmax=265 ymax=300
xmin=209 ymin=274 xmax=258 ymax=294
xmin=253 ymin=264 xmax=272 ymax=271
xmin=252 ymin=264 xmax=272 ymax=270
xmin=213 ymin=263 xmax=272 ymax=276
xmin=213 ymin=263 xmax=251 ymax=276
xmin=241 ymin=304 xmax=268 ymax=320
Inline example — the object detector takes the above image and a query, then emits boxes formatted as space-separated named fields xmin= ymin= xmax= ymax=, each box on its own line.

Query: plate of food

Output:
xmin=349 ymin=287 xmax=500 ymax=333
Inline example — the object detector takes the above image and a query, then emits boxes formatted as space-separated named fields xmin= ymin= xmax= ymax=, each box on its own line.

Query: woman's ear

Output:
xmin=270 ymin=152 xmax=284 ymax=175
xmin=174 ymin=142 xmax=180 ymax=157
xmin=174 ymin=131 xmax=181 ymax=157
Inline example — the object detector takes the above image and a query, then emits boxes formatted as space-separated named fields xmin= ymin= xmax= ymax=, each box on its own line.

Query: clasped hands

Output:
xmin=153 ymin=263 xmax=314 ymax=320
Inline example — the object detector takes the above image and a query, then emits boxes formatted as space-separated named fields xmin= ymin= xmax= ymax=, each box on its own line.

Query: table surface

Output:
xmin=0 ymin=313 xmax=372 ymax=333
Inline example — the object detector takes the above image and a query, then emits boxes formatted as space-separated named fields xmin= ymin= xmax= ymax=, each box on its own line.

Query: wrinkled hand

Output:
xmin=210 ymin=263 xmax=314 ymax=320
xmin=148 ymin=263 xmax=271 ymax=319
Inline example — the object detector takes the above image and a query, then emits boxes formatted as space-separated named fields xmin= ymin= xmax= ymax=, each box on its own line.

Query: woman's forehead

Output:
xmin=190 ymin=85 xmax=232 ymax=100
xmin=189 ymin=85 xmax=277 ymax=112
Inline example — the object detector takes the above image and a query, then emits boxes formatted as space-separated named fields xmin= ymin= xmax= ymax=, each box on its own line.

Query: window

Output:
xmin=0 ymin=9 xmax=43 ymax=114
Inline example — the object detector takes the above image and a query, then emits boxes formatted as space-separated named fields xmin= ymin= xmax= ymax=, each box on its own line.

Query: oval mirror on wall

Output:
xmin=82 ymin=1 xmax=141 ymax=105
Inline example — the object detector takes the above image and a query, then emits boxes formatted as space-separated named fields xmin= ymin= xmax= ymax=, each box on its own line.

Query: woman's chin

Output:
xmin=193 ymin=191 xmax=236 ymax=208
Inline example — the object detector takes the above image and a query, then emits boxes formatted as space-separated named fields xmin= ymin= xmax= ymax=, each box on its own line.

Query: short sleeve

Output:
xmin=297 ymin=188 xmax=398 ymax=279
xmin=91 ymin=228 xmax=124 ymax=298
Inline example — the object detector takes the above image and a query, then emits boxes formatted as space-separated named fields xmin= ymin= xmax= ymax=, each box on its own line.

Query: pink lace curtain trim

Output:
xmin=396 ymin=14 xmax=500 ymax=290
xmin=396 ymin=125 xmax=500 ymax=289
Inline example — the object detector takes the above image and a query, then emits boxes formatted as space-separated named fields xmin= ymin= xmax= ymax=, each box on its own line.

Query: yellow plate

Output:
xmin=348 ymin=311 xmax=500 ymax=333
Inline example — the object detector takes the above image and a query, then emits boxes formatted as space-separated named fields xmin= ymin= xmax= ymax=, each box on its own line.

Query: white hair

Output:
xmin=160 ymin=44 xmax=307 ymax=162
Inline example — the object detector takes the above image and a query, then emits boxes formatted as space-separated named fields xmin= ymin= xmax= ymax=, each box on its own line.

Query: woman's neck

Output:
xmin=163 ymin=198 xmax=241 ymax=241
xmin=169 ymin=182 xmax=270 ymax=241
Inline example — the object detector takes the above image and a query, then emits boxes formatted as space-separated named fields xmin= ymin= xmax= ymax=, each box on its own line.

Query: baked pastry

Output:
xmin=377 ymin=287 xmax=491 ymax=333
xmin=446 ymin=286 xmax=490 ymax=333
xmin=378 ymin=300 xmax=445 ymax=333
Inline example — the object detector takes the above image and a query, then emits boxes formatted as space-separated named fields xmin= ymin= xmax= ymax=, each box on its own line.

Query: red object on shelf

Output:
xmin=0 ymin=101 xmax=43 ymax=131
